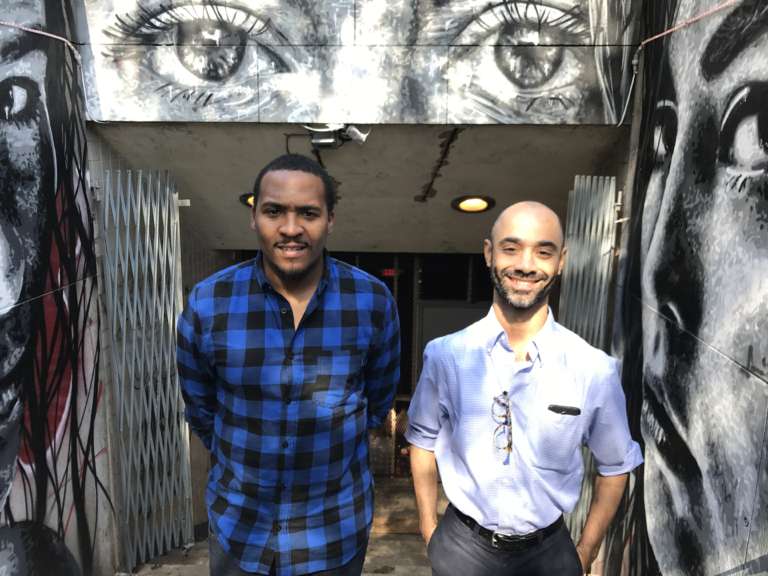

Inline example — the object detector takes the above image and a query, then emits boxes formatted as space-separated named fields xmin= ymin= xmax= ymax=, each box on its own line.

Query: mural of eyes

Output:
xmin=651 ymin=100 xmax=678 ymax=169
xmin=450 ymin=1 xmax=596 ymax=121
xmin=104 ymin=2 xmax=294 ymax=110
xmin=718 ymin=83 xmax=768 ymax=175
xmin=0 ymin=77 xmax=40 ymax=124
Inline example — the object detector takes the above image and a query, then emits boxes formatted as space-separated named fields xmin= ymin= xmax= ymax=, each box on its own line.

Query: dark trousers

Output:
xmin=209 ymin=531 xmax=368 ymax=576
xmin=428 ymin=505 xmax=582 ymax=576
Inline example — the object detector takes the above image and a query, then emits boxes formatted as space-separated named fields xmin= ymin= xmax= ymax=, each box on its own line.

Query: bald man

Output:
xmin=407 ymin=202 xmax=642 ymax=576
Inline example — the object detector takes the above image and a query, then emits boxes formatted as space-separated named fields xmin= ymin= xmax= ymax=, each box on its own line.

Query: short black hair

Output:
xmin=252 ymin=154 xmax=337 ymax=213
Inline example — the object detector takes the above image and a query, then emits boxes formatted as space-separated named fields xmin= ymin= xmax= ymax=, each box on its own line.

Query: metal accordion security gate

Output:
xmin=98 ymin=169 xmax=193 ymax=571
xmin=558 ymin=175 xmax=620 ymax=545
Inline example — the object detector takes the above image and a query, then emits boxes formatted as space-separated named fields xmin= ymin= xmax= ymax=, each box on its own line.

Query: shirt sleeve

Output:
xmin=176 ymin=287 xmax=216 ymax=450
xmin=364 ymin=288 xmax=401 ymax=429
xmin=405 ymin=340 xmax=443 ymax=451
xmin=586 ymin=357 xmax=644 ymax=475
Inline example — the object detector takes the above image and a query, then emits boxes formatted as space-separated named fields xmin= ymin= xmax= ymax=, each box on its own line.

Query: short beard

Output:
xmin=490 ymin=264 xmax=556 ymax=311
xmin=265 ymin=250 xmax=322 ymax=284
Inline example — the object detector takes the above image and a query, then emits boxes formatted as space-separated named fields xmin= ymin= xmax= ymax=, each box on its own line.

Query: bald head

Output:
xmin=489 ymin=201 xmax=564 ymax=248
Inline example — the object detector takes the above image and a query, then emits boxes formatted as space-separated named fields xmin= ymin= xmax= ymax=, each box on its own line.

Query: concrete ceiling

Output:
xmin=91 ymin=123 xmax=630 ymax=253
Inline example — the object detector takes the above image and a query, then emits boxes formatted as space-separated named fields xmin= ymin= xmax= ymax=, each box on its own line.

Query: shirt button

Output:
xmin=284 ymin=398 xmax=292 ymax=405
xmin=282 ymin=441 xmax=289 ymax=448
xmin=280 ymin=307 xmax=288 ymax=315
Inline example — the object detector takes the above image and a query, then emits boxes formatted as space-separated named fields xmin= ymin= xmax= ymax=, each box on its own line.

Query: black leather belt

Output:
xmin=449 ymin=504 xmax=564 ymax=552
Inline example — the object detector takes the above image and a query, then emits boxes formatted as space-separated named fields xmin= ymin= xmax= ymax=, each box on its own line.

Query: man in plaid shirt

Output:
xmin=177 ymin=154 xmax=400 ymax=575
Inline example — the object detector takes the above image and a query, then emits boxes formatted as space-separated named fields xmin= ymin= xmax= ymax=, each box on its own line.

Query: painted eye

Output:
xmin=447 ymin=1 xmax=596 ymax=121
xmin=719 ymin=84 xmax=768 ymax=174
xmin=104 ymin=3 xmax=290 ymax=108
xmin=488 ymin=3 xmax=589 ymax=91
xmin=176 ymin=20 xmax=249 ymax=81
xmin=0 ymin=77 xmax=38 ymax=123
xmin=495 ymin=42 xmax=564 ymax=90
xmin=651 ymin=100 xmax=678 ymax=167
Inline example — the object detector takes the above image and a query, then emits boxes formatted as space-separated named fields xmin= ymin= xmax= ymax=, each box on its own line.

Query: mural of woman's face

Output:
xmin=0 ymin=0 xmax=50 ymax=384
xmin=640 ymin=0 xmax=768 ymax=572
xmin=86 ymin=0 xmax=630 ymax=124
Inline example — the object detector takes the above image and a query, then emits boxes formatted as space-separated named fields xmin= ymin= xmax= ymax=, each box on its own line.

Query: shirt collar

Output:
xmin=481 ymin=306 xmax=557 ymax=365
xmin=253 ymin=250 xmax=335 ymax=296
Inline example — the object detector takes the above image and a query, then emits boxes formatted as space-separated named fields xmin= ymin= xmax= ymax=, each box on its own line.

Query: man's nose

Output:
xmin=278 ymin=213 xmax=302 ymax=237
xmin=514 ymin=249 xmax=536 ymax=273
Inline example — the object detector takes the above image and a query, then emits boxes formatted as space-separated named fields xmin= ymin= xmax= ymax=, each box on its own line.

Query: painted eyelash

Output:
xmin=473 ymin=0 xmax=589 ymax=40
xmin=106 ymin=1 xmax=274 ymax=43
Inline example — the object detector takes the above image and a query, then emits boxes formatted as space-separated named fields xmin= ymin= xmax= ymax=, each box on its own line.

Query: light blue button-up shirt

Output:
xmin=406 ymin=308 xmax=643 ymax=535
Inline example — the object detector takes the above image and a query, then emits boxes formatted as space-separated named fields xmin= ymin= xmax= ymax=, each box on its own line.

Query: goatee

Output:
xmin=490 ymin=265 xmax=557 ymax=311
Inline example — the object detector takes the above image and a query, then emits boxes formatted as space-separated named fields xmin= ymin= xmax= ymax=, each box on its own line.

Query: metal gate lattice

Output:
xmin=100 ymin=169 xmax=193 ymax=570
xmin=558 ymin=175 xmax=618 ymax=544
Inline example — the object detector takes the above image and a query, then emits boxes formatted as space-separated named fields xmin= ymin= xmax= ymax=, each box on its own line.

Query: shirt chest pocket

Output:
xmin=529 ymin=383 xmax=584 ymax=473
xmin=306 ymin=351 xmax=365 ymax=409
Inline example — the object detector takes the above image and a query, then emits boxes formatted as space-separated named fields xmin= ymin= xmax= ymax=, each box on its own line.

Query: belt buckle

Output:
xmin=490 ymin=531 xmax=503 ymax=549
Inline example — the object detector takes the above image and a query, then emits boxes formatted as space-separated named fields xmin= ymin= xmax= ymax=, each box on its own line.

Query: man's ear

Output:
xmin=250 ymin=208 xmax=257 ymax=231
xmin=483 ymin=238 xmax=493 ymax=268
xmin=327 ymin=211 xmax=335 ymax=234
xmin=558 ymin=246 xmax=567 ymax=275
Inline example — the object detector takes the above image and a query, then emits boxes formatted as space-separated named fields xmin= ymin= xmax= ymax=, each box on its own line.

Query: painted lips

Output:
xmin=642 ymin=376 xmax=702 ymax=484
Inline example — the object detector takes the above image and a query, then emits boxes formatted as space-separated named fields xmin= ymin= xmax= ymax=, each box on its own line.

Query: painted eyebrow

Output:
xmin=0 ymin=33 xmax=38 ymax=60
xmin=701 ymin=2 xmax=768 ymax=81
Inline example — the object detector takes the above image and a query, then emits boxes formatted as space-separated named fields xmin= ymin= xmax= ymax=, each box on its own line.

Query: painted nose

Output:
xmin=0 ymin=230 xmax=25 ymax=316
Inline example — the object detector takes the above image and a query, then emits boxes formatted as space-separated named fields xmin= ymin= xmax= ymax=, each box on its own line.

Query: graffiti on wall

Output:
xmin=82 ymin=0 xmax=637 ymax=124
xmin=1 ymin=1 xmax=105 ymax=574
xmin=609 ymin=0 xmax=768 ymax=574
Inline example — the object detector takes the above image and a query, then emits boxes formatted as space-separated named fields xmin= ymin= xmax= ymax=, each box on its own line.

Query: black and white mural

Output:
xmin=81 ymin=0 xmax=637 ymax=123
xmin=609 ymin=0 xmax=768 ymax=574
xmin=1 ymin=1 xmax=106 ymax=574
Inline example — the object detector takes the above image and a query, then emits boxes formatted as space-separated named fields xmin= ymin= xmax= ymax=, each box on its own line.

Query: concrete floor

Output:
xmin=134 ymin=478 xmax=445 ymax=576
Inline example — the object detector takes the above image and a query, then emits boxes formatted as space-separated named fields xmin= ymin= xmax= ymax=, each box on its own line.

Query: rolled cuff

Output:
xmin=595 ymin=441 xmax=644 ymax=476
xmin=404 ymin=425 xmax=437 ymax=452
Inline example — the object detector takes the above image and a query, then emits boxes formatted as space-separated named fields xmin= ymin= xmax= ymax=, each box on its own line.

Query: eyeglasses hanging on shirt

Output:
xmin=492 ymin=391 xmax=513 ymax=454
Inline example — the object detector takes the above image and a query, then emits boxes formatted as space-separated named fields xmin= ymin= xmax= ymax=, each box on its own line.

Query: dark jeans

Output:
xmin=209 ymin=530 xmax=368 ymax=576
xmin=428 ymin=505 xmax=582 ymax=576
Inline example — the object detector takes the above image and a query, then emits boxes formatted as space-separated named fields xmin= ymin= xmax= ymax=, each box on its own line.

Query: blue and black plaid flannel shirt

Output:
xmin=177 ymin=253 xmax=400 ymax=575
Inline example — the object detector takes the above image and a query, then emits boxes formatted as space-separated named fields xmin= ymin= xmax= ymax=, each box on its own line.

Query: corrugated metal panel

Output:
xmin=559 ymin=175 xmax=619 ymax=545
xmin=99 ymin=169 xmax=193 ymax=570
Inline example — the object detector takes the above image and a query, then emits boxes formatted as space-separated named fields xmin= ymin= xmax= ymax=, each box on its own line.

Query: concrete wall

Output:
xmin=79 ymin=0 xmax=639 ymax=124
xmin=610 ymin=1 xmax=768 ymax=574
xmin=0 ymin=2 xmax=111 ymax=575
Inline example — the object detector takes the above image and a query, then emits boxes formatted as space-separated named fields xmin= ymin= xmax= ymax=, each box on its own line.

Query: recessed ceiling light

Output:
xmin=239 ymin=193 xmax=255 ymax=208
xmin=451 ymin=195 xmax=495 ymax=213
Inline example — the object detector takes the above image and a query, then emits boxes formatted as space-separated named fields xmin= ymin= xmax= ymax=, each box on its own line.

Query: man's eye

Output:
xmin=651 ymin=100 xmax=678 ymax=168
xmin=104 ymin=3 xmax=291 ymax=107
xmin=0 ymin=77 xmax=39 ymax=124
xmin=719 ymin=84 xmax=768 ymax=174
